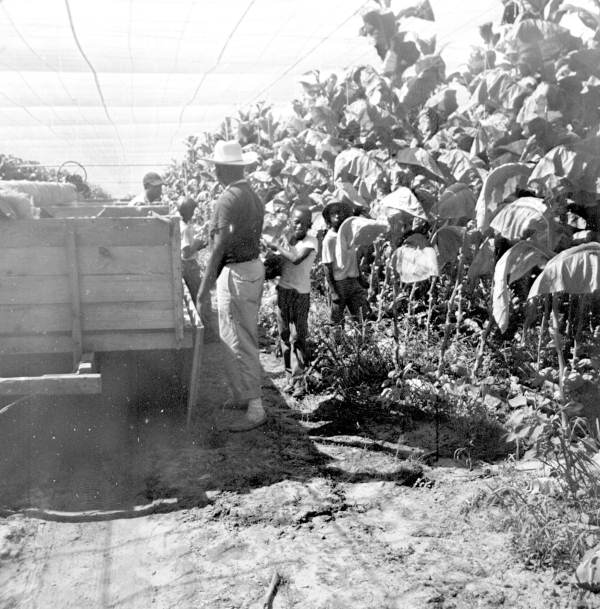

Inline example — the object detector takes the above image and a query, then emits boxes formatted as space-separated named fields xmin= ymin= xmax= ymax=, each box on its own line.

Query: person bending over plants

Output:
xmin=321 ymin=193 xmax=369 ymax=325
xmin=266 ymin=207 xmax=317 ymax=399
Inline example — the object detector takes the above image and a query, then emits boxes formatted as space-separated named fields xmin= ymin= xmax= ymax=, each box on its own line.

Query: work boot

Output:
xmin=221 ymin=398 xmax=267 ymax=432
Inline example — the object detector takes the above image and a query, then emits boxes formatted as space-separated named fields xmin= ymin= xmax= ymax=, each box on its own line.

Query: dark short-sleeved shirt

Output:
xmin=209 ymin=179 xmax=264 ymax=267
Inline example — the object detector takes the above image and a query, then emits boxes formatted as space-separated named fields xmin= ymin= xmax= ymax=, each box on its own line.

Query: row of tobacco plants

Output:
xmin=164 ymin=0 xmax=600 ymax=575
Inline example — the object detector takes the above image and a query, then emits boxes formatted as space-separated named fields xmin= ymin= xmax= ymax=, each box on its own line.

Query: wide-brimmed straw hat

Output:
xmin=202 ymin=140 xmax=258 ymax=166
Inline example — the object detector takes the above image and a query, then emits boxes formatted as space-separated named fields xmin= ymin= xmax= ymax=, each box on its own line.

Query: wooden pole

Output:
xmin=184 ymin=286 xmax=204 ymax=431
xmin=65 ymin=223 xmax=83 ymax=370
xmin=262 ymin=571 xmax=281 ymax=609
xmin=169 ymin=218 xmax=185 ymax=345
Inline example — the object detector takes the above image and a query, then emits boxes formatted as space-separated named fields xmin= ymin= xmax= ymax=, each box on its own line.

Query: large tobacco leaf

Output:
xmin=432 ymin=226 xmax=466 ymax=268
xmin=395 ymin=147 xmax=447 ymax=182
xmin=468 ymin=237 xmax=496 ymax=282
xmin=433 ymin=183 xmax=476 ymax=220
xmin=529 ymin=144 xmax=600 ymax=194
xmin=393 ymin=233 xmax=439 ymax=283
xmin=335 ymin=217 xmax=389 ymax=266
xmin=437 ymin=149 xmax=478 ymax=183
xmin=528 ymin=242 xmax=600 ymax=297
xmin=489 ymin=197 xmax=551 ymax=244
xmin=475 ymin=163 xmax=533 ymax=229
xmin=493 ymin=241 xmax=551 ymax=332
xmin=373 ymin=186 xmax=429 ymax=222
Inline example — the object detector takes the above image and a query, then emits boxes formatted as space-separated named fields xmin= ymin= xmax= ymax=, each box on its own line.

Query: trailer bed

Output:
xmin=0 ymin=217 xmax=193 ymax=357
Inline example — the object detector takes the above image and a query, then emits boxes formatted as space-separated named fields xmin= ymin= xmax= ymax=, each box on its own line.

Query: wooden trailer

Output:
xmin=0 ymin=216 xmax=203 ymax=426
xmin=38 ymin=200 xmax=170 ymax=219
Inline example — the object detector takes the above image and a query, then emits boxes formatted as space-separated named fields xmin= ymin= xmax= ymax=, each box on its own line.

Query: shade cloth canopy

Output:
xmin=0 ymin=0 xmax=503 ymax=195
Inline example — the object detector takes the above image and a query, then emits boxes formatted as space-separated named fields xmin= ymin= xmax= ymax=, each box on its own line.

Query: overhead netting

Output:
xmin=0 ymin=0 xmax=503 ymax=195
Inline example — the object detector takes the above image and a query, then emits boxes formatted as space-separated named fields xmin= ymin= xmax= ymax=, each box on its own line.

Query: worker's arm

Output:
xmin=320 ymin=233 xmax=340 ymax=301
xmin=269 ymin=242 xmax=314 ymax=265
xmin=323 ymin=262 xmax=341 ymax=302
xmin=196 ymin=228 xmax=227 ymax=305
xmin=182 ymin=236 xmax=207 ymax=260
xmin=183 ymin=221 xmax=210 ymax=259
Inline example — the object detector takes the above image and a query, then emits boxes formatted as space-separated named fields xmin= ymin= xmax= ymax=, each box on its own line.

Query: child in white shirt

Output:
xmin=268 ymin=207 xmax=317 ymax=398
xmin=178 ymin=198 xmax=207 ymax=301
xmin=321 ymin=198 xmax=368 ymax=324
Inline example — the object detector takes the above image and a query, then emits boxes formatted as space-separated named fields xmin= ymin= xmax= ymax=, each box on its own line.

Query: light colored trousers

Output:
xmin=216 ymin=259 xmax=264 ymax=402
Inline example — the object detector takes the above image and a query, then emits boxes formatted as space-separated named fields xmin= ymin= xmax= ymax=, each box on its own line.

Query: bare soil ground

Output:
xmin=0 ymin=342 xmax=592 ymax=609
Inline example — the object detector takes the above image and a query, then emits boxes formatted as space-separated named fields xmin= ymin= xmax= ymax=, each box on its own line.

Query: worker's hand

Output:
xmin=196 ymin=292 xmax=207 ymax=317
xmin=195 ymin=220 xmax=210 ymax=243
xmin=192 ymin=236 xmax=206 ymax=251
xmin=261 ymin=235 xmax=277 ymax=251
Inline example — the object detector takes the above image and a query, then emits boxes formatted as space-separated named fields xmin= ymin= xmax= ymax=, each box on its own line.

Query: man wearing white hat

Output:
xmin=196 ymin=140 xmax=266 ymax=432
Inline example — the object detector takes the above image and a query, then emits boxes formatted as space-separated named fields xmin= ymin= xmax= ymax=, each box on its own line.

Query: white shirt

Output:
xmin=278 ymin=235 xmax=318 ymax=294
xmin=321 ymin=229 xmax=358 ymax=281
xmin=131 ymin=192 xmax=163 ymax=206
xmin=131 ymin=192 xmax=149 ymax=205
xmin=180 ymin=219 xmax=199 ymax=263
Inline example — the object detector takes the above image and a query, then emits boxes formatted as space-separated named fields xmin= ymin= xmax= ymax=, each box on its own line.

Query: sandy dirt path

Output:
xmin=1 ymin=475 xmax=573 ymax=609
xmin=0 ymin=343 xmax=583 ymax=609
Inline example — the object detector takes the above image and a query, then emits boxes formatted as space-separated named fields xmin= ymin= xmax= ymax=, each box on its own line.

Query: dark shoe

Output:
xmin=221 ymin=399 xmax=248 ymax=411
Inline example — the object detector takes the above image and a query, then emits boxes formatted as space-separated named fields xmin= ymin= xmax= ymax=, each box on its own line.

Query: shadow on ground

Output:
xmin=0 ymin=340 xmax=422 ymax=519
xmin=295 ymin=389 xmax=509 ymax=464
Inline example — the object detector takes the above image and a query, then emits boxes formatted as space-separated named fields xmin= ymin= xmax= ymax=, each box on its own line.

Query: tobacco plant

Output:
xmin=162 ymin=0 xmax=600 ymax=572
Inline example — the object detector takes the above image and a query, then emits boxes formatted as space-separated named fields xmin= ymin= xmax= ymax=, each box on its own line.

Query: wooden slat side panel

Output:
xmin=80 ymin=275 xmax=172 ymax=303
xmin=87 ymin=330 xmax=191 ymax=351
xmin=44 ymin=205 xmax=170 ymax=219
xmin=0 ymin=333 xmax=72 ymax=355
xmin=0 ymin=330 xmax=193 ymax=355
xmin=81 ymin=302 xmax=175 ymax=331
xmin=66 ymin=224 xmax=83 ymax=366
xmin=169 ymin=219 xmax=184 ymax=343
xmin=0 ymin=304 xmax=71 ymax=333
xmin=42 ymin=205 xmax=169 ymax=220
xmin=182 ymin=280 xmax=202 ymax=328
xmin=0 ymin=217 xmax=186 ymax=351
xmin=0 ymin=275 xmax=173 ymax=305
xmin=0 ymin=248 xmax=67 ymax=276
xmin=80 ymin=246 xmax=172 ymax=275
xmin=1 ymin=246 xmax=171 ymax=276
xmin=0 ymin=373 xmax=101 ymax=396
xmin=0 ymin=218 xmax=172 ymax=248
xmin=43 ymin=207 xmax=107 ymax=218
xmin=0 ymin=302 xmax=176 ymax=334
xmin=96 ymin=206 xmax=170 ymax=218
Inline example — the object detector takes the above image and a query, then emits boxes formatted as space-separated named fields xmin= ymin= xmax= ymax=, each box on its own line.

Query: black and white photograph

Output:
xmin=1 ymin=0 xmax=600 ymax=607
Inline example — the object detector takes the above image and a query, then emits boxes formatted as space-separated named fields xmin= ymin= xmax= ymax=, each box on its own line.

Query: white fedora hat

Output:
xmin=202 ymin=140 xmax=258 ymax=166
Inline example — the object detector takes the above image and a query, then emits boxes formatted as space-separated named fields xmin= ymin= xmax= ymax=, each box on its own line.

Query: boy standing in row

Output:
xmin=178 ymin=197 xmax=208 ymax=301
xmin=268 ymin=207 xmax=317 ymax=398
xmin=321 ymin=194 xmax=368 ymax=324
